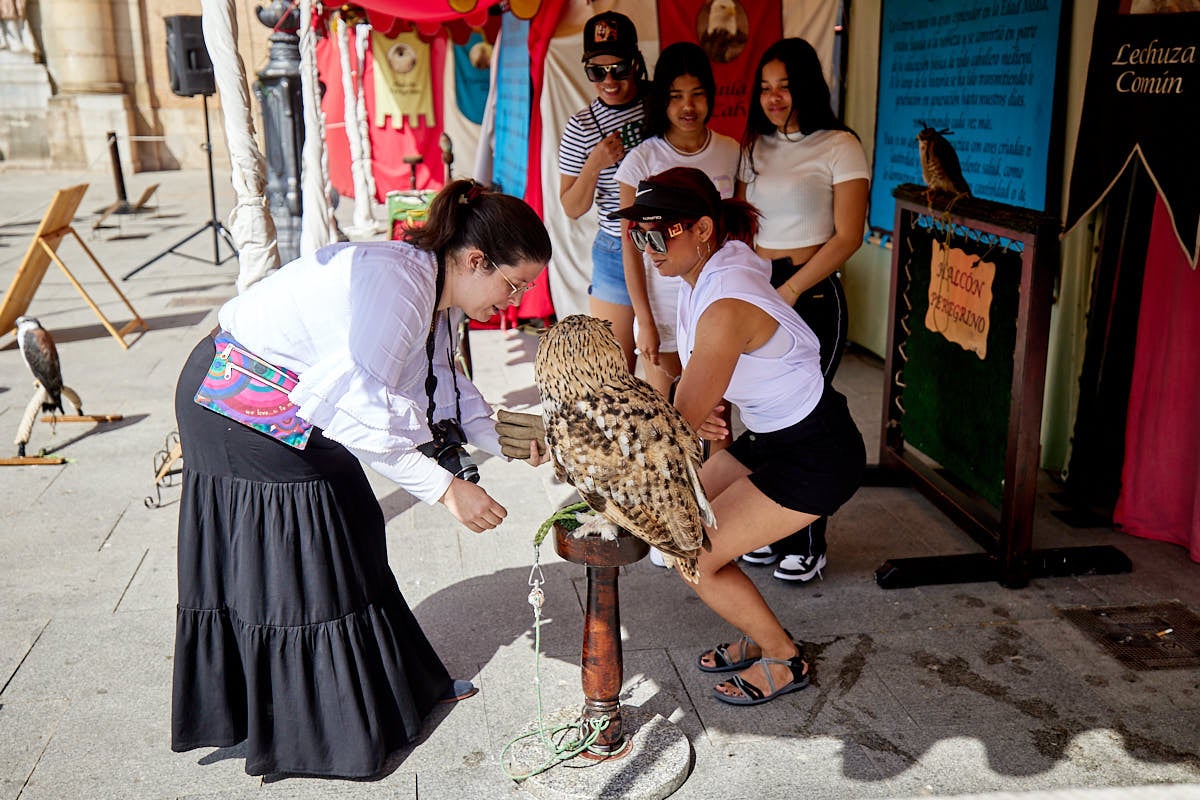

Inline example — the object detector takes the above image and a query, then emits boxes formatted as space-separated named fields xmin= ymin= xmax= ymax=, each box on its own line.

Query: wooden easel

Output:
xmin=92 ymin=182 xmax=161 ymax=231
xmin=0 ymin=184 xmax=148 ymax=349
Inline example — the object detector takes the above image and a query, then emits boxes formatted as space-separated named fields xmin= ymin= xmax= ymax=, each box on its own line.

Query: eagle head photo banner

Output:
xmin=656 ymin=0 xmax=783 ymax=142
xmin=1065 ymin=0 xmax=1200 ymax=266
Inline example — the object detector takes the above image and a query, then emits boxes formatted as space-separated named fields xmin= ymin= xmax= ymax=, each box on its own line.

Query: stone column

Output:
xmin=38 ymin=0 xmax=132 ymax=169
xmin=0 ymin=0 xmax=51 ymax=162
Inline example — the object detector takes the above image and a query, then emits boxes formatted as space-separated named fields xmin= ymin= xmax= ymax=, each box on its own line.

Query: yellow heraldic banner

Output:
xmin=372 ymin=30 xmax=435 ymax=130
xmin=925 ymin=241 xmax=995 ymax=360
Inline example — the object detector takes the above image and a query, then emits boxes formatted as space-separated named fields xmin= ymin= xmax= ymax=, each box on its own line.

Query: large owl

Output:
xmin=918 ymin=122 xmax=971 ymax=200
xmin=534 ymin=315 xmax=714 ymax=583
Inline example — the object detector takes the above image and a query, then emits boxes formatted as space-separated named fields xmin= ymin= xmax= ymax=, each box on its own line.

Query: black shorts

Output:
xmin=725 ymin=388 xmax=866 ymax=516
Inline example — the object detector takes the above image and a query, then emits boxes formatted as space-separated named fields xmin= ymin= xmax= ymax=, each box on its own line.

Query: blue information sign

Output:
xmin=493 ymin=14 xmax=530 ymax=199
xmin=871 ymin=0 xmax=1065 ymax=231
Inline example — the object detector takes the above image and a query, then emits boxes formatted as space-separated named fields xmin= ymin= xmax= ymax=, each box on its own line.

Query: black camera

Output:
xmin=418 ymin=419 xmax=480 ymax=484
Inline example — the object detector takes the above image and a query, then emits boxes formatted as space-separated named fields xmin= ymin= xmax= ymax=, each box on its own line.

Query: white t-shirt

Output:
xmin=677 ymin=240 xmax=824 ymax=432
xmin=738 ymin=128 xmax=870 ymax=249
xmin=218 ymin=241 xmax=502 ymax=505
xmin=615 ymin=131 xmax=740 ymax=351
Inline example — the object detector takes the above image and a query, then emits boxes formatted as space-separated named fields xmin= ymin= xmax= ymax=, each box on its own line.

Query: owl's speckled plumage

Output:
xmin=918 ymin=123 xmax=971 ymax=198
xmin=534 ymin=315 xmax=714 ymax=583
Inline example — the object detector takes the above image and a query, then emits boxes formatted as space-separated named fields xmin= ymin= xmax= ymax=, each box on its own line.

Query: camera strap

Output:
xmin=423 ymin=257 xmax=464 ymax=429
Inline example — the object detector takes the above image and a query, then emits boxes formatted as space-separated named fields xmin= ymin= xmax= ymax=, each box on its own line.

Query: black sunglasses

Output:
xmin=585 ymin=61 xmax=633 ymax=82
xmin=628 ymin=222 xmax=695 ymax=254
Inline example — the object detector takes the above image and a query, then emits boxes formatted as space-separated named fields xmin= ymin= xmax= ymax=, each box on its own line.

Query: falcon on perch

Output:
xmin=16 ymin=316 xmax=64 ymax=415
xmin=918 ymin=121 xmax=971 ymax=201
xmin=534 ymin=315 xmax=714 ymax=583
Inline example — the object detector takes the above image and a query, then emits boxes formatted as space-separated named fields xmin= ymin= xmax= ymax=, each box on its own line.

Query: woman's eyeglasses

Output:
xmin=585 ymin=61 xmax=633 ymax=82
xmin=493 ymin=261 xmax=536 ymax=298
xmin=628 ymin=222 xmax=694 ymax=254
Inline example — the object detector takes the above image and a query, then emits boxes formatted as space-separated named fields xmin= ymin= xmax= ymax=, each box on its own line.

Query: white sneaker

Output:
xmin=648 ymin=547 xmax=668 ymax=568
xmin=739 ymin=545 xmax=778 ymax=565
xmin=773 ymin=553 xmax=827 ymax=583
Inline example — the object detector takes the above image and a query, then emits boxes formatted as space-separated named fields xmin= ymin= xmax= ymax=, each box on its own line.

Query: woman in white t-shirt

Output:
xmin=735 ymin=38 xmax=870 ymax=583
xmin=616 ymin=41 xmax=740 ymax=399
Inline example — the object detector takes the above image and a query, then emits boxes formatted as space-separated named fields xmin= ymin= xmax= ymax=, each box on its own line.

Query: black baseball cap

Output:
xmin=609 ymin=167 xmax=720 ymax=222
xmin=582 ymin=11 xmax=639 ymax=62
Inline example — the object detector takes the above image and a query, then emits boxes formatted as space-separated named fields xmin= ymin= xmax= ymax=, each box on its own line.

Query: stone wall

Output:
xmin=0 ymin=0 xmax=267 ymax=174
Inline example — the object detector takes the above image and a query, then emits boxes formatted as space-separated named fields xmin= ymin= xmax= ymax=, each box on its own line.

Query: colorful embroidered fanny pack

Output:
xmin=193 ymin=332 xmax=313 ymax=449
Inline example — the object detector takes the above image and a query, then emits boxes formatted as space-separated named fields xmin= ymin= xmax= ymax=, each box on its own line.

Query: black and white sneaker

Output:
xmin=773 ymin=553 xmax=827 ymax=583
xmin=740 ymin=545 xmax=778 ymax=565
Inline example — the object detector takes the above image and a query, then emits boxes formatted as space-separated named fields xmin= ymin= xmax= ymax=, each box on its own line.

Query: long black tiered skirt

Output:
xmin=171 ymin=336 xmax=451 ymax=778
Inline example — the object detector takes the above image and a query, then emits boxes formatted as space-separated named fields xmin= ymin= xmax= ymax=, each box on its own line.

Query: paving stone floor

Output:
xmin=1 ymin=167 xmax=1198 ymax=800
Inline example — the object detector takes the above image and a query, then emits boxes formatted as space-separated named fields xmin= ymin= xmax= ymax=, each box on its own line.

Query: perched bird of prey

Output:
xmin=534 ymin=315 xmax=715 ymax=583
xmin=699 ymin=0 xmax=747 ymax=63
xmin=16 ymin=316 xmax=64 ymax=414
xmin=707 ymin=0 xmax=740 ymax=35
xmin=918 ymin=122 xmax=971 ymax=201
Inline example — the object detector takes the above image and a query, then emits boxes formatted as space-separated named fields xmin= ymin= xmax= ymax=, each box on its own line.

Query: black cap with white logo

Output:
xmin=582 ymin=11 xmax=639 ymax=62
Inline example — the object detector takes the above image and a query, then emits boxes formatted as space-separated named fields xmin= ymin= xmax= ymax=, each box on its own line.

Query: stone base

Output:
xmin=47 ymin=91 xmax=132 ymax=171
xmin=504 ymin=706 xmax=692 ymax=800
xmin=0 ymin=51 xmax=53 ymax=162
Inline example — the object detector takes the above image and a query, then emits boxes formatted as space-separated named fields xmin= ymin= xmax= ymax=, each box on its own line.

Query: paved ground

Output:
xmin=1 ymin=167 xmax=1198 ymax=800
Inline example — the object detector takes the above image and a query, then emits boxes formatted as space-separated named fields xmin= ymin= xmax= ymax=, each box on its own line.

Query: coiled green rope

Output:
xmin=501 ymin=503 xmax=610 ymax=782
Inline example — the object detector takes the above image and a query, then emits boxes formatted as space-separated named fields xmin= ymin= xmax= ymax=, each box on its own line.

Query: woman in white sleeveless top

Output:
xmin=612 ymin=167 xmax=865 ymax=706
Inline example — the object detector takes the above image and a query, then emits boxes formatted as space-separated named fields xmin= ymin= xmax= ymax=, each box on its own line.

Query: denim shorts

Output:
xmin=588 ymin=231 xmax=632 ymax=306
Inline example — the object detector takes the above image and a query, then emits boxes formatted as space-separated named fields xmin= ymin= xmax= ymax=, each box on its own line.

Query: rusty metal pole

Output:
xmin=553 ymin=522 xmax=648 ymax=758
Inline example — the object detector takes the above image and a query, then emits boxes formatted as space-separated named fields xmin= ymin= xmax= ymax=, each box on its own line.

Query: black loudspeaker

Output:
xmin=165 ymin=15 xmax=215 ymax=97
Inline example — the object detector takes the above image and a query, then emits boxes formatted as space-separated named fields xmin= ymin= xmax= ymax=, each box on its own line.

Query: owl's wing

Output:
xmin=686 ymin=456 xmax=716 ymax=530
xmin=932 ymin=136 xmax=970 ymax=193
xmin=545 ymin=378 xmax=710 ymax=560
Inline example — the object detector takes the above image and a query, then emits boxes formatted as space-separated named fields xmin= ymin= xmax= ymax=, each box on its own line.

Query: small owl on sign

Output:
xmin=918 ymin=122 xmax=971 ymax=203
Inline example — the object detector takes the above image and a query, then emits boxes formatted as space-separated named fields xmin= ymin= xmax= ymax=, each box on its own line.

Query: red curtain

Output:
xmin=1113 ymin=195 xmax=1200 ymax=563
xmin=316 ymin=29 xmax=447 ymax=198
xmin=317 ymin=35 xmax=354 ymax=201
xmin=657 ymin=0 xmax=783 ymax=142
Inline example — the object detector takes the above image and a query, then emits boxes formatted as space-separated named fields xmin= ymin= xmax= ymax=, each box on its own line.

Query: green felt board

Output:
xmin=898 ymin=224 xmax=1021 ymax=508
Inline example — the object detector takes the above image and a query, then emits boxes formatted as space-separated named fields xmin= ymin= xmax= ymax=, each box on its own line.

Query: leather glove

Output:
xmin=495 ymin=409 xmax=547 ymax=460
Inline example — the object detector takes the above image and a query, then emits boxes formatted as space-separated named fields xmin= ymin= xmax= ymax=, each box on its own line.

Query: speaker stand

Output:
xmin=123 ymin=95 xmax=237 ymax=280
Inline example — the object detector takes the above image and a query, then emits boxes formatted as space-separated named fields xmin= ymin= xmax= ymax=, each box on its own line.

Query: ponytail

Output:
xmin=715 ymin=197 xmax=760 ymax=248
xmin=405 ymin=179 xmax=552 ymax=267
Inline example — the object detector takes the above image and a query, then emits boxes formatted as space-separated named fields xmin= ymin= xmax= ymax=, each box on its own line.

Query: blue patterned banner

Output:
xmin=493 ymin=14 xmax=530 ymax=199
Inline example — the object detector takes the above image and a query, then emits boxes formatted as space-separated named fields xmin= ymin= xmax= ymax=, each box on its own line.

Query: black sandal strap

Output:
xmin=721 ymin=674 xmax=765 ymax=701
xmin=708 ymin=634 xmax=754 ymax=669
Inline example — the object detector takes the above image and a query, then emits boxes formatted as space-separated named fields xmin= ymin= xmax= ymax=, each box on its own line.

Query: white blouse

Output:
xmin=218 ymin=241 xmax=502 ymax=504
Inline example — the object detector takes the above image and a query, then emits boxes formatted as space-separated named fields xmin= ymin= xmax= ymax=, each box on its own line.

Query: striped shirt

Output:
xmin=558 ymin=97 xmax=646 ymax=237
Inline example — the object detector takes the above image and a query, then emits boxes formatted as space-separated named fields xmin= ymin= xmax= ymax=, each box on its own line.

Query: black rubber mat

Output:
xmin=1060 ymin=601 xmax=1200 ymax=670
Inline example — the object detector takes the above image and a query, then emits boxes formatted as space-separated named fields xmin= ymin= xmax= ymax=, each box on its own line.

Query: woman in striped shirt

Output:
xmin=557 ymin=11 xmax=649 ymax=371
